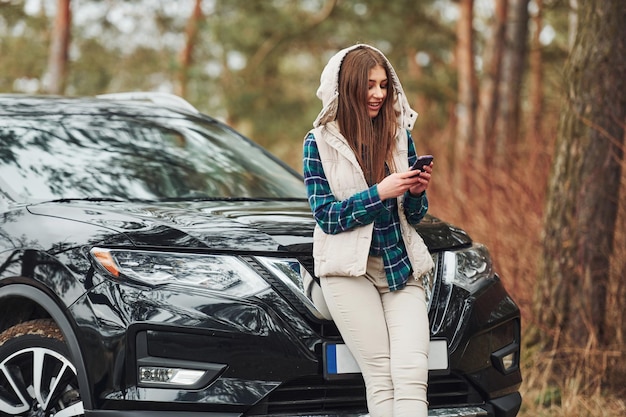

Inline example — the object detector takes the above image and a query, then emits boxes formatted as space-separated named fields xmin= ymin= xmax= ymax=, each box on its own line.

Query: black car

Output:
xmin=0 ymin=93 xmax=522 ymax=417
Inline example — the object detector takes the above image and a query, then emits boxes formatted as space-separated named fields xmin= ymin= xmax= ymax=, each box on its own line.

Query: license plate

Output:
xmin=324 ymin=339 xmax=449 ymax=379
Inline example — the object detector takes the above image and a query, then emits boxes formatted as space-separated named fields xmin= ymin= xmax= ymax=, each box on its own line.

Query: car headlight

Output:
xmin=90 ymin=247 xmax=270 ymax=297
xmin=442 ymin=244 xmax=493 ymax=292
xmin=256 ymin=257 xmax=328 ymax=320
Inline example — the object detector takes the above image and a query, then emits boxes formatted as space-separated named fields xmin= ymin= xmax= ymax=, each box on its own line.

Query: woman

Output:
xmin=303 ymin=44 xmax=434 ymax=417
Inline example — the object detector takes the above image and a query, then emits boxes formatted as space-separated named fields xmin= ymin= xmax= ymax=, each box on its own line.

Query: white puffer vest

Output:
xmin=311 ymin=121 xmax=434 ymax=281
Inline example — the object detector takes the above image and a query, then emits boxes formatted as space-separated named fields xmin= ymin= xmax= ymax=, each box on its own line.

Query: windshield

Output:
xmin=0 ymin=112 xmax=306 ymax=202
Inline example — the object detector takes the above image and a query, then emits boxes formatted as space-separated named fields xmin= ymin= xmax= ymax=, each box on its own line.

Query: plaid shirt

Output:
xmin=303 ymin=130 xmax=429 ymax=291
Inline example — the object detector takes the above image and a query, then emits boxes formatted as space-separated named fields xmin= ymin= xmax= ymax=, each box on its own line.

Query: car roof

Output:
xmin=0 ymin=92 xmax=200 ymax=117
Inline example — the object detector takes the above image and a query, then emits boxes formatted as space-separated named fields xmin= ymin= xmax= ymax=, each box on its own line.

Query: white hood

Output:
xmin=313 ymin=44 xmax=418 ymax=130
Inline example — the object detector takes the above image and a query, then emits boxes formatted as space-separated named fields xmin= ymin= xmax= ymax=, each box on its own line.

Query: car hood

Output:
xmin=27 ymin=199 xmax=471 ymax=253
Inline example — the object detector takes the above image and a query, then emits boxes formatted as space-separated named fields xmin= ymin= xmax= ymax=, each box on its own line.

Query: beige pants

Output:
xmin=320 ymin=256 xmax=429 ymax=417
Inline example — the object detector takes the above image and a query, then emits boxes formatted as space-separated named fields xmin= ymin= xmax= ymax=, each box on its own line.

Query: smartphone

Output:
xmin=411 ymin=155 xmax=434 ymax=172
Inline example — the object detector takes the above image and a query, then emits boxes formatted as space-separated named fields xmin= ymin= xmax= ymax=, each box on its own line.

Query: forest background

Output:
xmin=1 ymin=0 xmax=625 ymax=416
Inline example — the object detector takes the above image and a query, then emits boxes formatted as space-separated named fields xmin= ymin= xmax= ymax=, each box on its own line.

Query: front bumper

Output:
xmin=76 ymin=259 xmax=521 ymax=417
xmin=85 ymin=412 xmax=478 ymax=417
xmin=85 ymin=392 xmax=521 ymax=417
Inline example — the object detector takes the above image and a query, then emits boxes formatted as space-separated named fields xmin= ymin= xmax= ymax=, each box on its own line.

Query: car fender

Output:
xmin=0 ymin=248 xmax=93 ymax=307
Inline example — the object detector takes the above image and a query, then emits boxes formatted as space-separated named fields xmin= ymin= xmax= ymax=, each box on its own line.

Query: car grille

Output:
xmin=246 ymin=376 xmax=367 ymax=415
xmin=246 ymin=374 xmax=482 ymax=415
xmin=297 ymin=256 xmax=316 ymax=281
xmin=428 ymin=373 xmax=484 ymax=407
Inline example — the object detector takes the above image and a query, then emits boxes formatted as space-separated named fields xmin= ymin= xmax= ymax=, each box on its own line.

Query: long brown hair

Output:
xmin=336 ymin=46 xmax=398 ymax=185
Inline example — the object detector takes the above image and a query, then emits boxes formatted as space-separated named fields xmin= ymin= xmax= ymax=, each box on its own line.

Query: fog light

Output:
xmin=491 ymin=343 xmax=520 ymax=375
xmin=501 ymin=351 xmax=517 ymax=371
xmin=139 ymin=366 xmax=205 ymax=386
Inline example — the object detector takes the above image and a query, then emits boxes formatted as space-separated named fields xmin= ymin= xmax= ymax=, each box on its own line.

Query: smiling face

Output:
xmin=335 ymin=46 xmax=399 ymax=185
xmin=367 ymin=65 xmax=388 ymax=119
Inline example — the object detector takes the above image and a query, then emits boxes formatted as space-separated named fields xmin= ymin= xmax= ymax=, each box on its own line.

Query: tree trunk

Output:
xmin=176 ymin=0 xmax=203 ymax=98
xmin=538 ymin=0 xmax=626 ymax=351
xmin=45 ymin=0 xmax=71 ymax=94
xmin=455 ymin=0 xmax=476 ymax=164
xmin=528 ymin=0 xmax=544 ymax=169
xmin=476 ymin=0 xmax=507 ymax=166
xmin=568 ymin=0 xmax=578 ymax=51
xmin=493 ymin=0 xmax=529 ymax=165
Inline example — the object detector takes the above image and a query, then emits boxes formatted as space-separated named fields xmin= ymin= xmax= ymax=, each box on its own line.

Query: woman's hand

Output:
xmin=377 ymin=163 xmax=433 ymax=200
xmin=408 ymin=162 xmax=433 ymax=196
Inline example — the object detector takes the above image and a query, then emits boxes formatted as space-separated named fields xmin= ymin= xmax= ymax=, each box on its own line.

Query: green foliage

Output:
xmin=0 ymin=3 xmax=49 ymax=92
xmin=68 ymin=39 xmax=115 ymax=95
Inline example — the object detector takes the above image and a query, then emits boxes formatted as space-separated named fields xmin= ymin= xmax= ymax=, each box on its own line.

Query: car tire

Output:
xmin=0 ymin=319 xmax=84 ymax=416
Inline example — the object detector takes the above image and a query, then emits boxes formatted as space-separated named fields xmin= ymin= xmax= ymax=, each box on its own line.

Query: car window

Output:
xmin=0 ymin=113 xmax=307 ymax=202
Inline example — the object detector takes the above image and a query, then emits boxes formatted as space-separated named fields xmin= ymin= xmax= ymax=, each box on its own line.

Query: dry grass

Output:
xmin=519 ymin=344 xmax=626 ymax=417
xmin=426 ymin=139 xmax=626 ymax=417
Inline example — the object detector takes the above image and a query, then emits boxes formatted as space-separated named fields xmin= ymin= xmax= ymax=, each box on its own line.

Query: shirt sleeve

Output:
xmin=403 ymin=130 xmax=429 ymax=225
xmin=303 ymin=132 xmax=385 ymax=235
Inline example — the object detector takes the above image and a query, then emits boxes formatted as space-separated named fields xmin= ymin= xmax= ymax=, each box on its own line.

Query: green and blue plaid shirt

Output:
xmin=303 ymin=130 xmax=429 ymax=291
